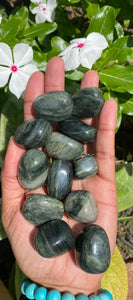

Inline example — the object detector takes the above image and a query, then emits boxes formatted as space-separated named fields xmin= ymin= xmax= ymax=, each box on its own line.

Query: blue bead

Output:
xmin=76 ymin=294 xmax=89 ymax=300
xmin=101 ymin=290 xmax=113 ymax=300
xmin=99 ymin=295 xmax=110 ymax=300
xmin=46 ymin=289 xmax=61 ymax=300
xmin=35 ymin=287 xmax=47 ymax=300
xmin=62 ymin=293 xmax=75 ymax=300
xmin=89 ymin=296 xmax=100 ymax=299
xmin=25 ymin=283 xmax=38 ymax=299
xmin=21 ymin=278 xmax=31 ymax=295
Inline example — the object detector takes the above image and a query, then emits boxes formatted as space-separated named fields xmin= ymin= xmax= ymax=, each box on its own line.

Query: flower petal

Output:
xmin=62 ymin=47 xmax=80 ymax=71
xmin=59 ymin=44 xmax=76 ymax=56
xmin=86 ymin=32 xmax=108 ymax=49
xmin=0 ymin=66 xmax=11 ymax=87
xmin=13 ymin=43 xmax=33 ymax=67
xmin=30 ymin=6 xmax=41 ymax=14
xmin=70 ymin=38 xmax=86 ymax=45
xmin=9 ymin=64 xmax=38 ymax=98
xmin=35 ymin=10 xmax=47 ymax=23
xmin=79 ymin=45 xmax=101 ymax=69
xmin=0 ymin=43 xmax=13 ymax=66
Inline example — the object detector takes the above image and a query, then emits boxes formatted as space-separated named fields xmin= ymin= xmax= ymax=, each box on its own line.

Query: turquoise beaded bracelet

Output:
xmin=21 ymin=278 xmax=113 ymax=300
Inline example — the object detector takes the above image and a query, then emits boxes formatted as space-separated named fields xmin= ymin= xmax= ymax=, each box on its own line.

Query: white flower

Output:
xmin=0 ymin=43 xmax=38 ymax=98
xmin=30 ymin=0 xmax=46 ymax=4
xmin=30 ymin=0 xmax=57 ymax=23
xmin=0 ymin=14 xmax=2 ymax=24
xmin=59 ymin=32 xmax=108 ymax=71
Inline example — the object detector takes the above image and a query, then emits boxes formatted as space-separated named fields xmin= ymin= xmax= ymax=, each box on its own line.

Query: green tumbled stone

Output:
xmin=59 ymin=118 xmax=97 ymax=143
xmin=64 ymin=190 xmax=97 ymax=223
xmin=18 ymin=149 xmax=49 ymax=190
xmin=23 ymin=194 xmax=64 ymax=225
xmin=75 ymin=224 xmax=111 ymax=274
xmin=74 ymin=155 xmax=98 ymax=179
xmin=14 ymin=118 xmax=52 ymax=148
xmin=34 ymin=220 xmax=75 ymax=257
xmin=48 ymin=160 xmax=73 ymax=200
xmin=45 ymin=132 xmax=84 ymax=161
xmin=34 ymin=91 xmax=73 ymax=122
xmin=72 ymin=87 xmax=104 ymax=118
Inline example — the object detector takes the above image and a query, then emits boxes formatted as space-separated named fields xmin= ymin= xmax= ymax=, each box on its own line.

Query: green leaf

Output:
xmin=47 ymin=36 xmax=69 ymax=59
xmin=0 ymin=15 xmax=21 ymax=42
xmin=65 ymin=69 xmax=84 ymax=80
xmin=118 ymin=215 xmax=133 ymax=222
xmin=103 ymin=92 xmax=122 ymax=133
xmin=0 ymin=94 xmax=23 ymax=169
xmin=114 ymin=22 xmax=124 ymax=39
xmin=33 ymin=50 xmax=47 ymax=72
xmin=115 ymin=162 xmax=133 ymax=212
xmin=85 ymin=6 xmax=116 ymax=43
xmin=85 ymin=1 xmax=100 ymax=20
xmin=99 ymin=65 xmax=133 ymax=94
xmin=23 ymin=22 xmax=57 ymax=39
xmin=121 ymin=97 xmax=133 ymax=116
xmin=101 ymin=246 xmax=128 ymax=300
xmin=0 ymin=198 xmax=7 ymax=240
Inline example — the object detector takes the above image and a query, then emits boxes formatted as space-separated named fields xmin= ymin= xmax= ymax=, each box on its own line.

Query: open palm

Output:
xmin=1 ymin=57 xmax=117 ymax=296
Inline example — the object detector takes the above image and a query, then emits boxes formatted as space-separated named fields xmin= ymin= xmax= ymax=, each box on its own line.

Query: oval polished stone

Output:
xmin=23 ymin=194 xmax=64 ymax=225
xmin=74 ymin=155 xmax=98 ymax=179
xmin=64 ymin=190 xmax=97 ymax=223
xmin=34 ymin=91 xmax=73 ymax=122
xmin=45 ymin=132 xmax=84 ymax=161
xmin=18 ymin=149 xmax=49 ymax=190
xmin=34 ymin=220 xmax=75 ymax=257
xmin=59 ymin=118 xmax=97 ymax=143
xmin=72 ymin=87 xmax=104 ymax=118
xmin=75 ymin=224 xmax=111 ymax=274
xmin=14 ymin=118 xmax=52 ymax=148
xmin=48 ymin=160 xmax=73 ymax=200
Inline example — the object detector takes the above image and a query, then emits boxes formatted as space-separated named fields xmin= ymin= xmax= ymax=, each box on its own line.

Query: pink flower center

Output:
xmin=42 ymin=7 xmax=46 ymax=11
xmin=77 ymin=43 xmax=85 ymax=48
xmin=38 ymin=1 xmax=42 ymax=3
xmin=11 ymin=65 xmax=18 ymax=73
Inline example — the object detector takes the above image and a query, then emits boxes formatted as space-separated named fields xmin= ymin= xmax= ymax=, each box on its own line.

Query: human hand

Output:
xmin=1 ymin=57 xmax=117 ymax=296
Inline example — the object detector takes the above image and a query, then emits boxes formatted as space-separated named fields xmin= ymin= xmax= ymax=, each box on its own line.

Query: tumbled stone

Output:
xmin=72 ymin=87 xmax=104 ymax=118
xmin=34 ymin=91 xmax=73 ymax=122
xmin=59 ymin=118 xmax=97 ymax=143
xmin=64 ymin=190 xmax=97 ymax=223
xmin=23 ymin=194 xmax=64 ymax=225
xmin=34 ymin=219 xmax=75 ymax=257
xmin=14 ymin=118 xmax=52 ymax=148
xmin=45 ymin=132 xmax=84 ymax=161
xmin=18 ymin=149 xmax=49 ymax=190
xmin=75 ymin=224 xmax=111 ymax=274
xmin=74 ymin=155 xmax=98 ymax=179
xmin=48 ymin=160 xmax=73 ymax=200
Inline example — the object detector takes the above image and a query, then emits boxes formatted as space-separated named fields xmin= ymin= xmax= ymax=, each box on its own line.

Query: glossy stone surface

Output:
xmin=59 ymin=118 xmax=97 ymax=143
xmin=64 ymin=190 xmax=97 ymax=223
xmin=74 ymin=155 xmax=98 ymax=179
xmin=48 ymin=160 xmax=73 ymax=200
xmin=14 ymin=118 xmax=52 ymax=148
xmin=45 ymin=132 xmax=84 ymax=161
xmin=34 ymin=220 xmax=75 ymax=257
xmin=18 ymin=149 xmax=49 ymax=190
xmin=72 ymin=87 xmax=104 ymax=118
xmin=75 ymin=224 xmax=111 ymax=274
xmin=23 ymin=194 xmax=64 ymax=225
xmin=34 ymin=91 xmax=73 ymax=122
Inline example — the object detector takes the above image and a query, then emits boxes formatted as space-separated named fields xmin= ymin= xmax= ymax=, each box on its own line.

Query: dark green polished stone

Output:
xmin=64 ymin=190 xmax=97 ymax=223
xmin=34 ymin=91 xmax=73 ymax=122
xmin=74 ymin=155 xmax=98 ymax=179
xmin=23 ymin=194 xmax=64 ymax=225
xmin=18 ymin=149 xmax=49 ymax=190
xmin=48 ymin=160 xmax=73 ymax=200
xmin=75 ymin=224 xmax=111 ymax=274
xmin=45 ymin=132 xmax=84 ymax=161
xmin=34 ymin=220 xmax=75 ymax=257
xmin=72 ymin=87 xmax=104 ymax=118
xmin=59 ymin=118 xmax=97 ymax=143
xmin=14 ymin=118 xmax=52 ymax=148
